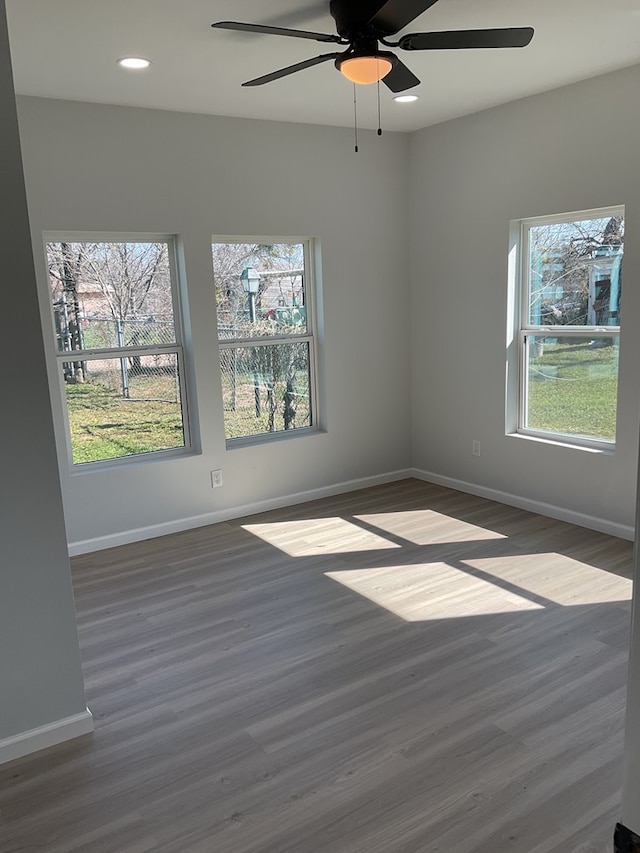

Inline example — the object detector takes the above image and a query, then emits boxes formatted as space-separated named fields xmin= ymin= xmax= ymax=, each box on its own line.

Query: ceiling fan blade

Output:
xmin=211 ymin=21 xmax=341 ymax=44
xmin=368 ymin=0 xmax=442 ymax=36
xmin=266 ymin=3 xmax=329 ymax=29
xmin=382 ymin=57 xmax=420 ymax=92
xmin=400 ymin=27 xmax=535 ymax=51
xmin=242 ymin=53 xmax=341 ymax=87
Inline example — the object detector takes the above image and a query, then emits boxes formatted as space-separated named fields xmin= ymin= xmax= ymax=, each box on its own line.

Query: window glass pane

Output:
xmin=527 ymin=216 xmax=623 ymax=327
xmin=213 ymin=242 xmax=307 ymax=340
xmin=47 ymin=241 xmax=176 ymax=352
xmin=63 ymin=353 xmax=185 ymax=463
xmin=220 ymin=342 xmax=311 ymax=440
xmin=525 ymin=335 xmax=618 ymax=442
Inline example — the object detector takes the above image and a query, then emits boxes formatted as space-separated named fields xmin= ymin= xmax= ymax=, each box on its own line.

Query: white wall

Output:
xmin=16 ymin=97 xmax=412 ymax=549
xmin=409 ymin=64 xmax=640 ymax=533
xmin=0 ymin=1 xmax=89 ymax=757
xmin=16 ymin=68 xmax=640 ymax=545
xmin=15 ymin=69 xmax=640 ymax=544
xmin=623 ymin=457 xmax=640 ymax=831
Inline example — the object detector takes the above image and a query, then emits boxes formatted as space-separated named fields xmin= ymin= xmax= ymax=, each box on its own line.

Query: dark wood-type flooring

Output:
xmin=0 ymin=479 xmax=634 ymax=852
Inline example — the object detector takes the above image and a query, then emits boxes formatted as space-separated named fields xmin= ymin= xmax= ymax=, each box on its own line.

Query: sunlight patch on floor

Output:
xmin=325 ymin=563 xmax=543 ymax=622
xmin=464 ymin=553 xmax=632 ymax=606
xmin=354 ymin=510 xmax=507 ymax=545
xmin=243 ymin=517 xmax=401 ymax=557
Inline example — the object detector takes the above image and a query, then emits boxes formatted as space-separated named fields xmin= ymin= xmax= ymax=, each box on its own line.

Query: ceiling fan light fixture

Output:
xmin=337 ymin=55 xmax=393 ymax=85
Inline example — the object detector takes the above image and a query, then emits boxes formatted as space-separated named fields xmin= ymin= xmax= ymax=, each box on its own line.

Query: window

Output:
xmin=517 ymin=208 xmax=623 ymax=447
xmin=212 ymin=240 xmax=318 ymax=442
xmin=45 ymin=237 xmax=190 ymax=465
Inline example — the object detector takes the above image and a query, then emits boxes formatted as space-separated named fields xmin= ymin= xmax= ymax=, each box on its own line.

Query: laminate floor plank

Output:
xmin=0 ymin=479 xmax=633 ymax=852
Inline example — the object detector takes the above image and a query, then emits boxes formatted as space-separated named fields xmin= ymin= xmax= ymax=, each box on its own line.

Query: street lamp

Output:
xmin=240 ymin=266 xmax=260 ymax=323
xmin=240 ymin=266 xmax=261 ymax=417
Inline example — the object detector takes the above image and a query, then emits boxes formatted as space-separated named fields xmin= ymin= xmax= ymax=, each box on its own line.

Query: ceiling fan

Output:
xmin=212 ymin=0 xmax=534 ymax=93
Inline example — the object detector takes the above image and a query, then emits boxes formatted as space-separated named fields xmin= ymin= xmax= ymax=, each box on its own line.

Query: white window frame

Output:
xmin=514 ymin=206 xmax=623 ymax=451
xmin=213 ymin=237 xmax=320 ymax=446
xmin=43 ymin=232 xmax=192 ymax=468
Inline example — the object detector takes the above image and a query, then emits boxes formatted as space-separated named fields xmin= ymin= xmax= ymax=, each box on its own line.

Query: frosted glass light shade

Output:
xmin=339 ymin=55 xmax=392 ymax=85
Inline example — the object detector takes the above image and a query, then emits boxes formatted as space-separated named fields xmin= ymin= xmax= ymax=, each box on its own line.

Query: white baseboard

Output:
xmin=0 ymin=709 xmax=94 ymax=766
xmin=411 ymin=468 xmax=635 ymax=541
xmin=68 ymin=469 xmax=414 ymax=555
xmin=69 ymin=465 xmax=633 ymax=556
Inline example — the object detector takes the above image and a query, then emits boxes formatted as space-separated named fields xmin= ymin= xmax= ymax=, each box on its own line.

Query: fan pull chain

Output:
xmin=353 ymin=84 xmax=359 ymax=153
xmin=377 ymin=75 xmax=383 ymax=136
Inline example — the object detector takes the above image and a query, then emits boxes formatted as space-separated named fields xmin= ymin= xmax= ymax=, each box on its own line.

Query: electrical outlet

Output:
xmin=211 ymin=469 xmax=223 ymax=488
xmin=472 ymin=440 xmax=481 ymax=457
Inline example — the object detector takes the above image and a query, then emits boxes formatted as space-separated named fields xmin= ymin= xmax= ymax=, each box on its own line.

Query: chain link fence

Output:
xmin=220 ymin=342 xmax=311 ymax=439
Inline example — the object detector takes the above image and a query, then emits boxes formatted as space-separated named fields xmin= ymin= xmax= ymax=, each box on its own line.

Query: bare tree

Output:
xmin=48 ymin=241 xmax=90 ymax=380
xmin=529 ymin=216 xmax=624 ymax=327
xmin=47 ymin=241 xmax=175 ymax=386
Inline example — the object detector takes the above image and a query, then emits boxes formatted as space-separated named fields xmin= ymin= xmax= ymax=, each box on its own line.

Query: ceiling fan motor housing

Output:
xmin=330 ymin=0 xmax=392 ymax=39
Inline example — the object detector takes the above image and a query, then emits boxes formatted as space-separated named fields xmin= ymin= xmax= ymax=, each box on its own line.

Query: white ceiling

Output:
xmin=6 ymin=0 xmax=640 ymax=133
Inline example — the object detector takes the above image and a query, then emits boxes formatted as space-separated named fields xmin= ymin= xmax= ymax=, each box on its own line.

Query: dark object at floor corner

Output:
xmin=615 ymin=823 xmax=640 ymax=852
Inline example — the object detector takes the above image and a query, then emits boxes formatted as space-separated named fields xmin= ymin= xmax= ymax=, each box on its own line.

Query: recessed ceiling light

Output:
xmin=393 ymin=94 xmax=419 ymax=103
xmin=117 ymin=57 xmax=151 ymax=70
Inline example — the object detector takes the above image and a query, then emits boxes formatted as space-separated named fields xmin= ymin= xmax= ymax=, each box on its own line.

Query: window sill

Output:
xmin=507 ymin=430 xmax=615 ymax=455
xmin=69 ymin=445 xmax=197 ymax=474
xmin=226 ymin=426 xmax=325 ymax=450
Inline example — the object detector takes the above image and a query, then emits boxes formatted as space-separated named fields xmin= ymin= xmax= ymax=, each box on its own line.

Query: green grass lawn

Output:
xmin=66 ymin=374 xmax=184 ymax=464
xmin=527 ymin=339 xmax=618 ymax=441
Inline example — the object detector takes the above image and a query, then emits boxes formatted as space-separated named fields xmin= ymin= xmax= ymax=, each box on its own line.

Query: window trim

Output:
xmin=212 ymin=237 xmax=320 ymax=446
xmin=512 ymin=206 xmax=623 ymax=451
xmin=43 ymin=232 xmax=193 ymax=469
